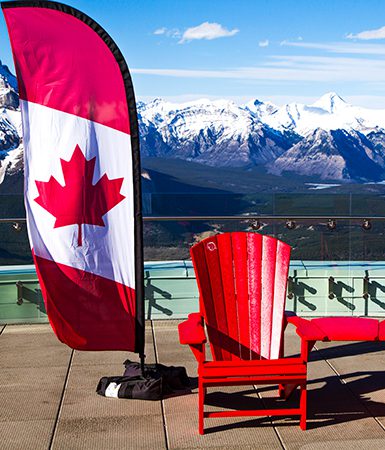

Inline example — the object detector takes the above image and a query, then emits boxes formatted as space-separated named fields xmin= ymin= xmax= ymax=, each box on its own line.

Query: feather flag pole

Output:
xmin=1 ymin=1 xmax=145 ymax=366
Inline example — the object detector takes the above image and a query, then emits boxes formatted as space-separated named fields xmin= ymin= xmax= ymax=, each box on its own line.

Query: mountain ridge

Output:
xmin=138 ymin=93 xmax=385 ymax=181
xmin=1 ymin=59 xmax=385 ymax=184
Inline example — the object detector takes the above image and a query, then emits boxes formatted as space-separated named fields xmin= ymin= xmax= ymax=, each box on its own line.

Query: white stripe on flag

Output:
xmin=22 ymin=100 xmax=135 ymax=289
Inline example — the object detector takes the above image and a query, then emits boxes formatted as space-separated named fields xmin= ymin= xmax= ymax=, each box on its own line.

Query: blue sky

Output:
xmin=2 ymin=0 xmax=385 ymax=107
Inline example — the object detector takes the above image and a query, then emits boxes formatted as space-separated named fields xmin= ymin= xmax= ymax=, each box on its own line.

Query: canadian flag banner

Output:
xmin=2 ymin=1 xmax=144 ymax=352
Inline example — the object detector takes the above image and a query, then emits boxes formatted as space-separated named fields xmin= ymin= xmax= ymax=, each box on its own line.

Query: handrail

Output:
xmin=0 ymin=218 xmax=26 ymax=223
xmin=1 ymin=215 xmax=385 ymax=223
xmin=142 ymin=215 xmax=385 ymax=221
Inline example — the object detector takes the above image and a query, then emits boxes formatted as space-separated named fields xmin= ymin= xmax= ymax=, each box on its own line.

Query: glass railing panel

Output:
xmin=0 ymin=193 xmax=25 ymax=220
xmin=0 ymin=221 xmax=32 ymax=265
xmin=143 ymin=218 xmax=385 ymax=318
xmin=0 ymin=266 xmax=46 ymax=324
xmin=350 ymin=193 xmax=385 ymax=217
xmin=1 ymin=215 xmax=385 ymax=322
xmin=271 ymin=193 xmax=352 ymax=216
xmin=144 ymin=192 xmax=369 ymax=217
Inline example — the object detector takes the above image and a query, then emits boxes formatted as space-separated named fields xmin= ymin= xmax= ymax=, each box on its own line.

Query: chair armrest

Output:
xmin=312 ymin=317 xmax=379 ymax=341
xmin=284 ymin=310 xmax=303 ymax=327
xmin=285 ymin=311 xmax=313 ymax=331
xmin=296 ymin=320 xmax=328 ymax=341
xmin=285 ymin=311 xmax=327 ymax=341
xmin=178 ymin=313 xmax=207 ymax=345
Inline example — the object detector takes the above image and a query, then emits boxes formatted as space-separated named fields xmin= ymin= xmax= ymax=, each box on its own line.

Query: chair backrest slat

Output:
xmin=217 ymin=233 xmax=240 ymax=360
xmin=191 ymin=232 xmax=291 ymax=361
xmin=247 ymin=233 xmax=262 ymax=359
xmin=270 ymin=240 xmax=291 ymax=358
xmin=260 ymin=236 xmax=277 ymax=359
xmin=203 ymin=235 xmax=232 ymax=361
xmin=190 ymin=238 xmax=222 ymax=360
xmin=232 ymin=233 xmax=250 ymax=360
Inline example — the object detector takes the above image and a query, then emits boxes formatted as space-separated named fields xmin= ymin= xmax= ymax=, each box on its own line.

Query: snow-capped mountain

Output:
xmin=1 ymin=55 xmax=385 ymax=185
xmin=0 ymin=62 xmax=18 ymax=110
xmin=269 ymin=128 xmax=385 ymax=181
xmin=138 ymin=93 xmax=385 ymax=181
xmin=246 ymin=92 xmax=385 ymax=136
xmin=0 ymin=61 xmax=22 ymax=184
xmin=138 ymin=98 xmax=298 ymax=166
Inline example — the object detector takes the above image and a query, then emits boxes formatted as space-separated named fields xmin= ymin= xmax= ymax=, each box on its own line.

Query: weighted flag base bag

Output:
xmin=96 ymin=360 xmax=191 ymax=400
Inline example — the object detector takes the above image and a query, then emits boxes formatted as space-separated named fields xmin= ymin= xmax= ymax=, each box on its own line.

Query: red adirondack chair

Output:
xmin=178 ymin=232 xmax=311 ymax=434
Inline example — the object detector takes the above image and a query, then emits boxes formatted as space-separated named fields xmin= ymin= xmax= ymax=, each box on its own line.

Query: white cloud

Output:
xmin=131 ymin=55 xmax=385 ymax=83
xmin=179 ymin=22 xmax=239 ymax=43
xmin=153 ymin=27 xmax=181 ymax=39
xmin=259 ymin=39 xmax=269 ymax=47
xmin=281 ymin=40 xmax=385 ymax=55
xmin=168 ymin=29 xmax=181 ymax=39
xmin=347 ymin=25 xmax=385 ymax=40
xmin=153 ymin=27 xmax=167 ymax=35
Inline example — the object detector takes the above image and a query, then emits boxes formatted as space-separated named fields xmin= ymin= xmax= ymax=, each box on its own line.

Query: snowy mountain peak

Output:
xmin=244 ymin=99 xmax=278 ymax=118
xmin=312 ymin=92 xmax=347 ymax=113
xmin=252 ymin=99 xmax=264 ymax=107
xmin=0 ymin=61 xmax=19 ymax=110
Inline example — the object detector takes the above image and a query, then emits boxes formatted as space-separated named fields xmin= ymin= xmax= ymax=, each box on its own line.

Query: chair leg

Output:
xmin=198 ymin=380 xmax=205 ymax=435
xmin=299 ymin=383 xmax=307 ymax=430
xmin=278 ymin=384 xmax=285 ymax=398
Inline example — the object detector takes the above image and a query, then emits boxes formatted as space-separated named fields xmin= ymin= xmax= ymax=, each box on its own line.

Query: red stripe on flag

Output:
xmin=34 ymin=252 xmax=136 ymax=351
xmin=3 ymin=6 xmax=130 ymax=134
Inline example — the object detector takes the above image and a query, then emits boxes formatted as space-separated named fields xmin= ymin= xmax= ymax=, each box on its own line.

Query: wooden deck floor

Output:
xmin=1 ymin=321 xmax=385 ymax=449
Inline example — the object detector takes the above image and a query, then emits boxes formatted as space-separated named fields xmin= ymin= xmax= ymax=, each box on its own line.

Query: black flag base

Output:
xmin=96 ymin=359 xmax=191 ymax=400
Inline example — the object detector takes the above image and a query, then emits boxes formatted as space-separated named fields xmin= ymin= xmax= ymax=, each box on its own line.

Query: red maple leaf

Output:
xmin=34 ymin=144 xmax=125 ymax=246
